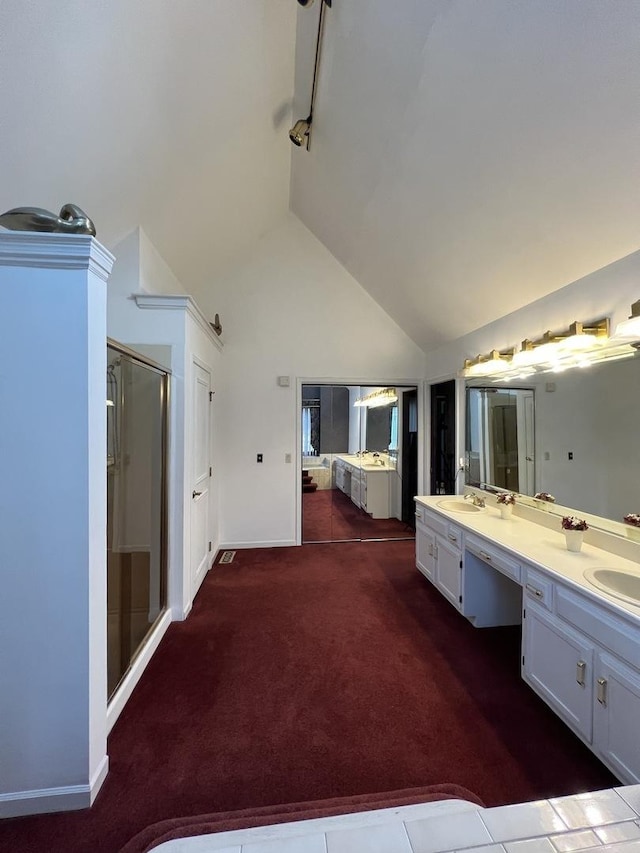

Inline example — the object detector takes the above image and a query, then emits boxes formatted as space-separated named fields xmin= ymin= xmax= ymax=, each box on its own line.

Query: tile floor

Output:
xmin=157 ymin=787 xmax=640 ymax=853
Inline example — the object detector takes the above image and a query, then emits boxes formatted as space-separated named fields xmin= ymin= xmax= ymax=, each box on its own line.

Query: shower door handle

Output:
xmin=192 ymin=490 xmax=203 ymax=499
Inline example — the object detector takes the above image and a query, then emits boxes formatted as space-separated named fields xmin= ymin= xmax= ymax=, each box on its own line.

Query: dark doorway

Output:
xmin=401 ymin=389 xmax=418 ymax=527
xmin=430 ymin=380 xmax=456 ymax=495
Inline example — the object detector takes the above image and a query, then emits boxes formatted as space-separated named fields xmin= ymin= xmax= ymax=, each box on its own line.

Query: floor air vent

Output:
xmin=219 ymin=550 xmax=236 ymax=564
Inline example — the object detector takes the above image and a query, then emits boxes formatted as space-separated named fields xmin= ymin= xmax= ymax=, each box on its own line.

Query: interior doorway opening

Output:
xmin=301 ymin=383 xmax=418 ymax=543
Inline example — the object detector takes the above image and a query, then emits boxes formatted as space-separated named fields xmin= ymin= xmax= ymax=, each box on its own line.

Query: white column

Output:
xmin=0 ymin=232 xmax=114 ymax=817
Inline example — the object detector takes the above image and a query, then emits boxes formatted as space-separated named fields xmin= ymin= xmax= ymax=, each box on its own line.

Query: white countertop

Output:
xmin=415 ymin=495 xmax=640 ymax=624
xmin=336 ymin=454 xmax=396 ymax=472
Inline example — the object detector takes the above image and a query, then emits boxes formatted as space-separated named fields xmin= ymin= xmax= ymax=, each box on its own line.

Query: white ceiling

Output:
xmin=290 ymin=0 xmax=640 ymax=351
xmin=0 ymin=0 xmax=296 ymax=287
xmin=2 ymin=2 xmax=640 ymax=353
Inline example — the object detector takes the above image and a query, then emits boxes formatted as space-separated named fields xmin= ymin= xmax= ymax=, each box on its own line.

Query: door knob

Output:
xmin=192 ymin=490 xmax=202 ymax=499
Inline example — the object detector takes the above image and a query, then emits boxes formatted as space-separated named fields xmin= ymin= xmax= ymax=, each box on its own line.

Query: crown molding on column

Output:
xmin=0 ymin=232 xmax=115 ymax=282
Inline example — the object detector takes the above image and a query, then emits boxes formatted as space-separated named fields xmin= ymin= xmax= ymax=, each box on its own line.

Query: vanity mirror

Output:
xmin=465 ymin=350 xmax=640 ymax=528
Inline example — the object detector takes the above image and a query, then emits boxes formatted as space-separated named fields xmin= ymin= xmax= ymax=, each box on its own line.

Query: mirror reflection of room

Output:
xmin=466 ymin=352 xmax=640 ymax=522
xmin=302 ymin=383 xmax=417 ymax=543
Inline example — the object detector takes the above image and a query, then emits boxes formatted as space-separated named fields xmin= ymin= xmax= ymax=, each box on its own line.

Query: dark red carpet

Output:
xmin=303 ymin=487 xmax=415 ymax=541
xmin=0 ymin=541 xmax=616 ymax=853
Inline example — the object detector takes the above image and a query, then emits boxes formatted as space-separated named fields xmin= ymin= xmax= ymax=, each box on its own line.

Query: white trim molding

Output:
xmin=134 ymin=294 xmax=224 ymax=351
xmin=0 ymin=232 xmax=114 ymax=281
xmin=219 ymin=539 xmax=298 ymax=550
xmin=0 ymin=756 xmax=109 ymax=819
xmin=106 ymin=611 xmax=172 ymax=734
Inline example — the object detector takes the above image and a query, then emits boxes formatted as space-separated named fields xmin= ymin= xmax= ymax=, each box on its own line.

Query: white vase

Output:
xmin=625 ymin=526 xmax=640 ymax=543
xmin=564 ymin=530 xmax=584 ymax=552
xmin=500 ymin=504 xmax=513 ymax=520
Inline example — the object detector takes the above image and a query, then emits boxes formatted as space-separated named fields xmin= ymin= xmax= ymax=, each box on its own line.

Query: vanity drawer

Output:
xmin=415 ymin=504 xmax=451 ymax=541
xmin=556 ymin=585 xmax=640 ymax=671
xmin=523 ymin=567 xmax=554 ymax=611
xmin=465 ymin=533 xmax=521 ymax=583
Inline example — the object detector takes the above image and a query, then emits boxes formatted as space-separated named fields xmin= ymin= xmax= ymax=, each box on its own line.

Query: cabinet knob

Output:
xmin=448 ymin=532 xmax=458 ymax=543
xmin=525 ymin=583 xmax=543 ymax=599
xmin=479 ymin=550 xmax=492 ymax=562
xmin=576 ymin=660 xmax=586 ymax=687
xmin=192 ymin=490 xmax=203 ymax=499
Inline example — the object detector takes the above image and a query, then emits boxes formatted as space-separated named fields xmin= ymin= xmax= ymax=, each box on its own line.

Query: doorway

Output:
xmin=301 ymin=383 xmax=417 ymax=543
xmin=430 ymin=379 xmax=456 ymax=495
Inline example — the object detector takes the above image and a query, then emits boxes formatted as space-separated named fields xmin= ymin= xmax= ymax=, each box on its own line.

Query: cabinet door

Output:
xmin=350 ymin=472 xmax=361 ymax=506
xmin=523 ymin=601 xmax=594 ymax=743
xmin=594 ymin=651 xmax=640 ymax=784
xmin=435 ymin=533 xmax=462 ymax=610
xmin=416 ymin=523 xmax=436 ymax=582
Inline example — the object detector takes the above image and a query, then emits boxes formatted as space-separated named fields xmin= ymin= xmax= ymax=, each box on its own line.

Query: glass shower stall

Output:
xmin=106 ymin=341 xmax=169 ymax=700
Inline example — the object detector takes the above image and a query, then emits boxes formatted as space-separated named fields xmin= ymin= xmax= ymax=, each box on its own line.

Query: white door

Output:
xmin=517 ymin=391 xmax=535 ymax=494
xmin=191 ymin=361 xmax=211 ymax=591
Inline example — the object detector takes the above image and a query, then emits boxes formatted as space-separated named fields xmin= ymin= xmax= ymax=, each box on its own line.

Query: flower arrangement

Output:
xmin=623 ymin=513 xmax=640 ymax=528
xmin=561 ymin=516 xmax=588 ymax=531
xmin=534 ymin=492 xmax=556 ymax=503
xmin=497 ymin=492 xmax=517 ymax=505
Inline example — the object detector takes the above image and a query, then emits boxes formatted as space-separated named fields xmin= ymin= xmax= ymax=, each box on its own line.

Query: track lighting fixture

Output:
xmin=289 ymin=118 xmax=312 ymax=147
xmin=290 ymin=0 xmax=332 ymax=149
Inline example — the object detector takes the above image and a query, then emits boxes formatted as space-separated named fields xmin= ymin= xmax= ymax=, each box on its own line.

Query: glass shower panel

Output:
xmin=107 ymin=345 xmax=168 ymax=700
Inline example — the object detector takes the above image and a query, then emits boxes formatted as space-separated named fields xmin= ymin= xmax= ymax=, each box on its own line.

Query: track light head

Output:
xmin=289 ymin=118 xmax=311 ymax=147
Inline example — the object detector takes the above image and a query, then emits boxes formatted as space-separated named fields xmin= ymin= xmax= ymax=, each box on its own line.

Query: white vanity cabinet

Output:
xmin=414 ymin=503 xmax=462 ymax=610
xmin=362 ymin=469 xmax=391 ymax=519
xmin=415 ymin=513 xmax=436 ymax=582
xmin=522 ymin=568 xmax=640 ymax=784
xmin=522 ymin=599 xmax=595 ymax=743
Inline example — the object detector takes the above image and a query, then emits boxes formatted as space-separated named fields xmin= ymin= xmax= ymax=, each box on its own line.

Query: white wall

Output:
xmin=425 ymin=249 xmax=640 ymax=380
xmin=192 ymin=214 xmax=426 ymax=548
xmin=107 ymin=228 xmax=223 ymax=616
xmin=424 ymin=248 xmax=640 ymax=514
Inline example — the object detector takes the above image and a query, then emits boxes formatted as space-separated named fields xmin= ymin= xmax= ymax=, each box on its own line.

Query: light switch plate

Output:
xmin=277 ymin=375 xmax=290 ymax=387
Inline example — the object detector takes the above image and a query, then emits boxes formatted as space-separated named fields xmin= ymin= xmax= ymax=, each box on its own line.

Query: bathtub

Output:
xmin=302 ymin=456 xmax=332 ymax=490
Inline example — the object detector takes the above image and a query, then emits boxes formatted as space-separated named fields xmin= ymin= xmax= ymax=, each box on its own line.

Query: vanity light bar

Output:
xmin=462 ymin=317 xmax=617 ymax=379
xmin=614 ymin=299 xmax=640 ymax=340
xmin=354 ymin=387 xmax=398 ymax=407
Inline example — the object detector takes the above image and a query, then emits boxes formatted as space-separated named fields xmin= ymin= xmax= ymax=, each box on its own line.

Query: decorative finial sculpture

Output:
xmin=0 ymin=203 xmax=96 ymax=236
xmin=210 ymin=314 xmax=223 ymax=336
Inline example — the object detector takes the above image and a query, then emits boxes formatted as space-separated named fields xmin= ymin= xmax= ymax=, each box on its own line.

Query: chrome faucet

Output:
xmin=464 ymin=493 xmax=486 ymax=508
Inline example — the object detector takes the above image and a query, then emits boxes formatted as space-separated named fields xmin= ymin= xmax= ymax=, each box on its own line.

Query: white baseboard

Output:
xmin=106 ymin=610 xmax=172 ymax=734
xmin=0 ymin=755 xmax=109 ymax=818
xmin=218 ymin=539 xmax=297 ymax=551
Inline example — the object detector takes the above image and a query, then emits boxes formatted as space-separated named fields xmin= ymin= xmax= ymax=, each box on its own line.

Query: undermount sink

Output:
xmin=437 ymin=499 xmax=483 ymax=514
xmin=583 ymin=568 xmax=640 ymax=605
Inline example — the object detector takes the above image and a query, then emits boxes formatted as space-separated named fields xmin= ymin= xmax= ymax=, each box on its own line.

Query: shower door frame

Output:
xmin=106 ymin=339 xmax=171 ymax=709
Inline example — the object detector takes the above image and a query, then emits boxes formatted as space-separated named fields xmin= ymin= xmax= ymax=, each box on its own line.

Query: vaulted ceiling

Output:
xmin=2 ymin=1 xmax=640 ymax=353
xmin=290 ymin=0 xmax=640 ymax=351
